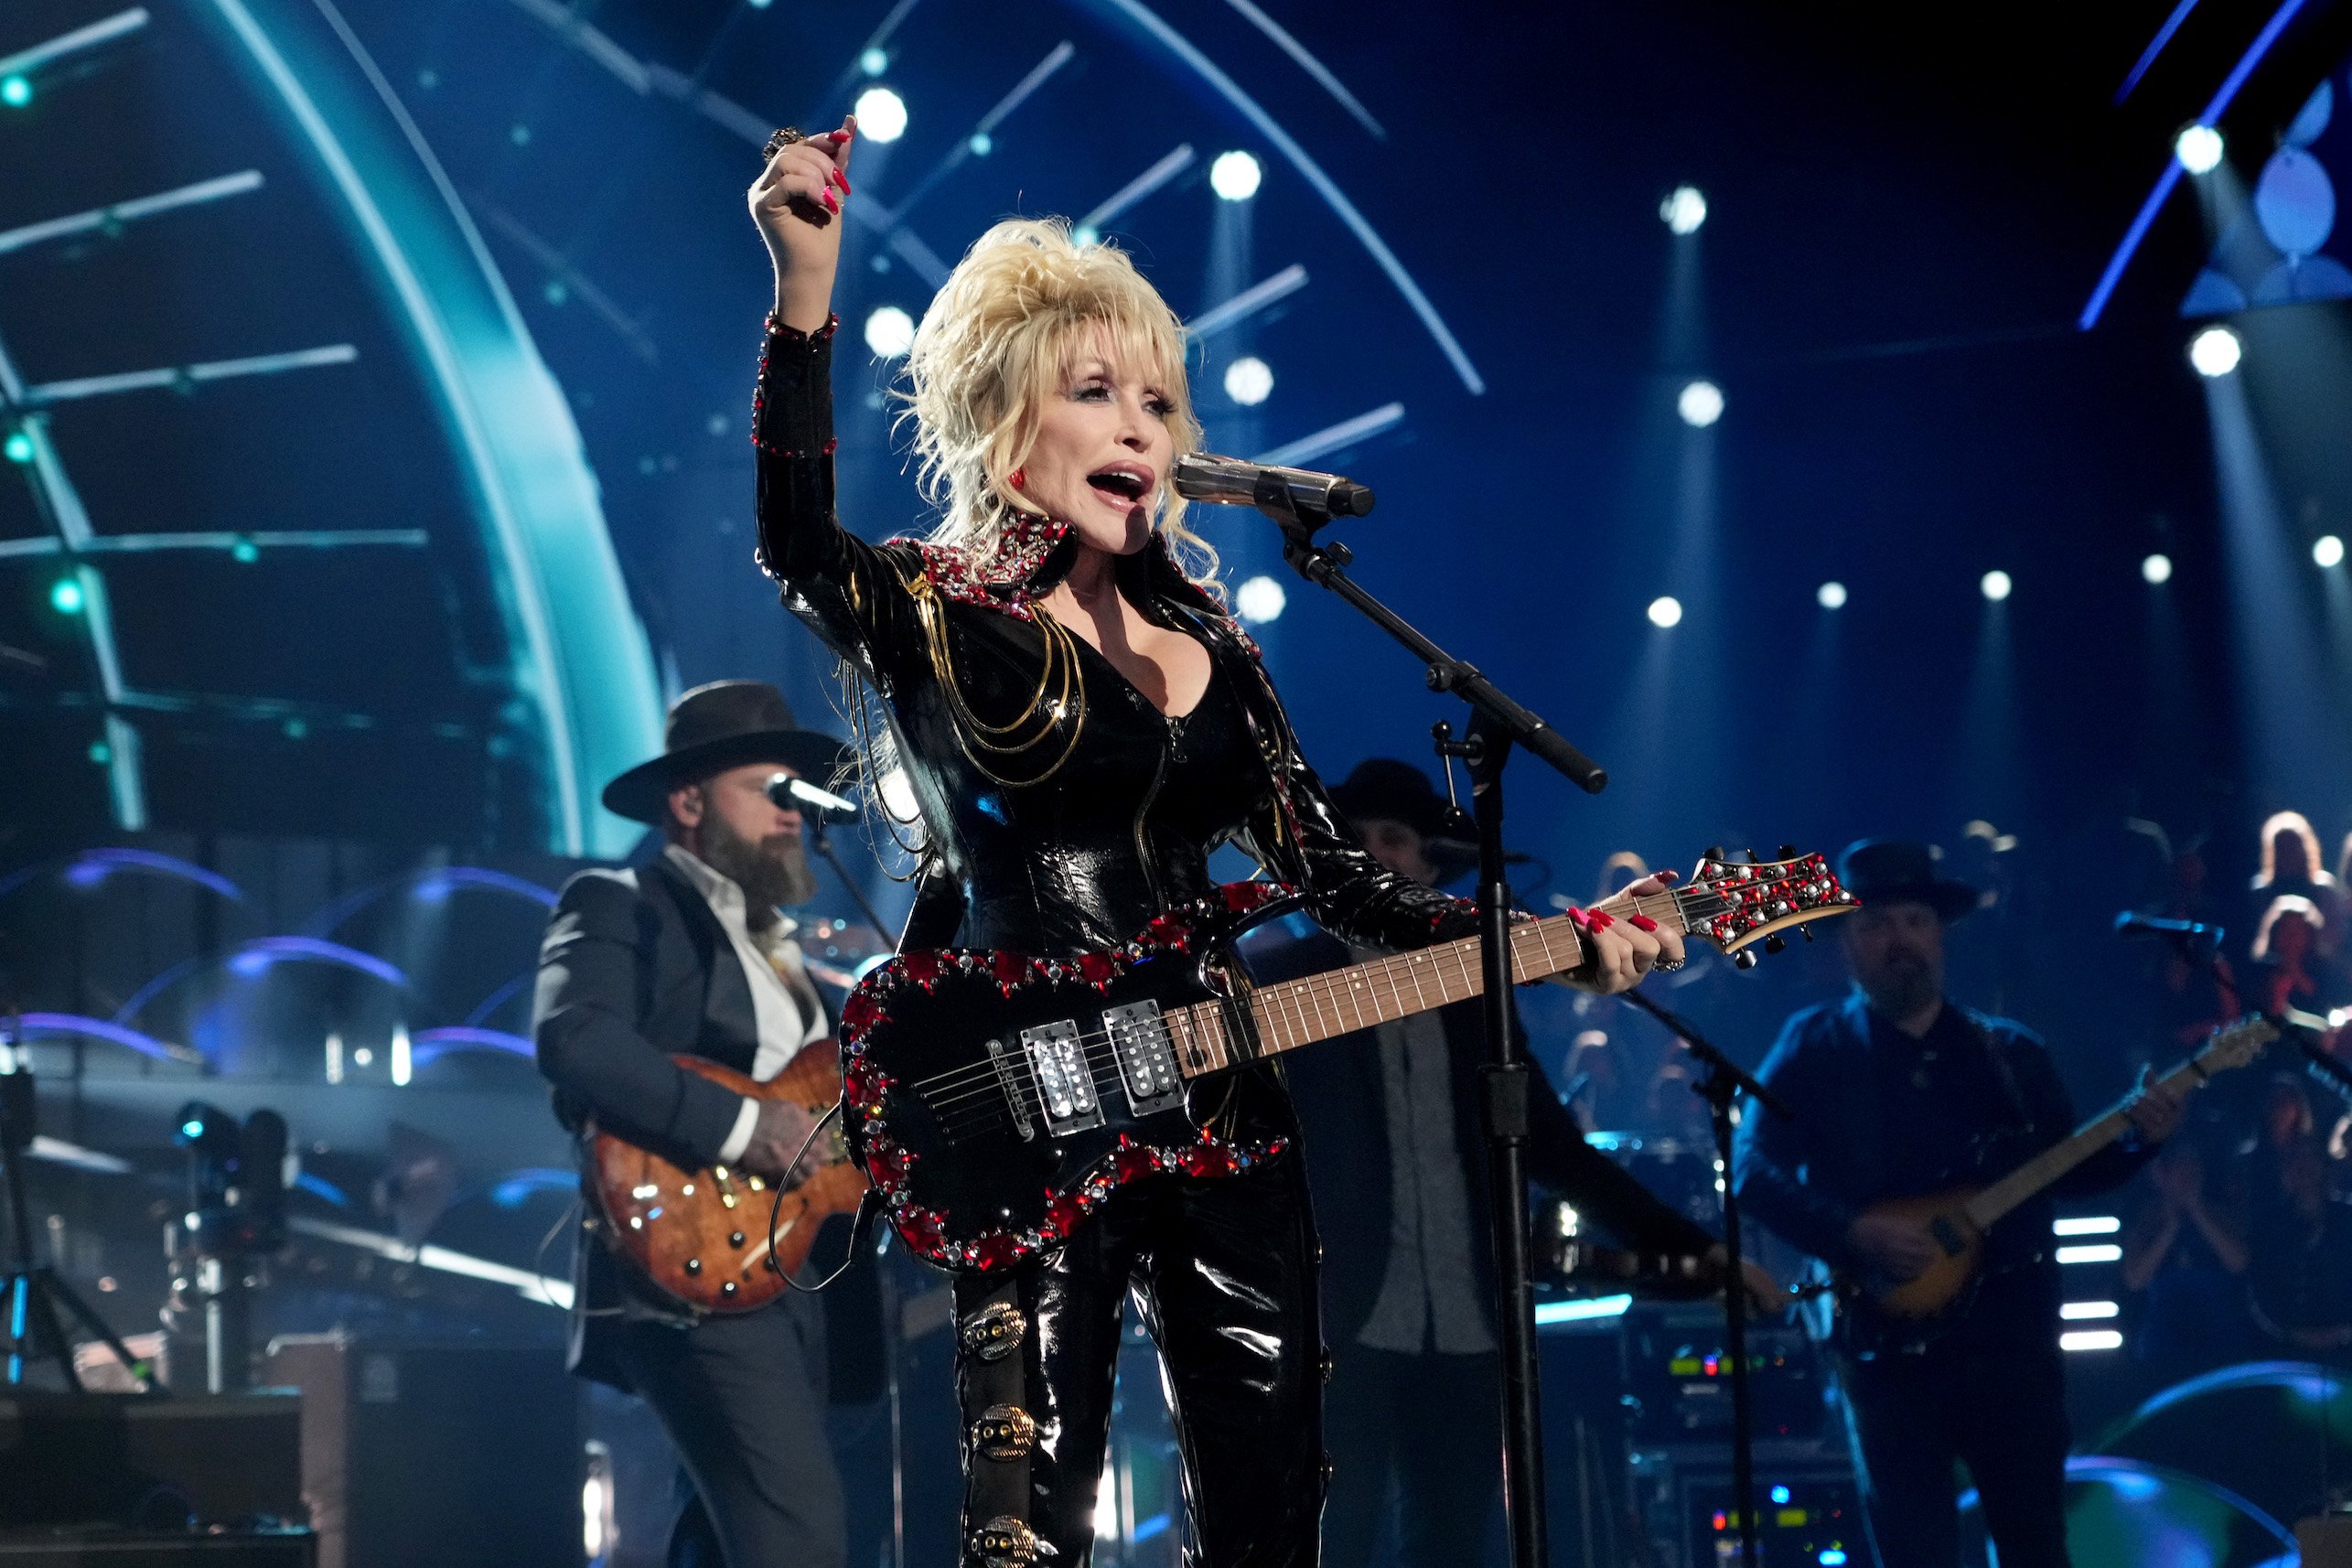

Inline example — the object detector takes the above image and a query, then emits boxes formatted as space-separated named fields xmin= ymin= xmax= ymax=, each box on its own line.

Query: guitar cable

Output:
xmin=768 ymin=1099 xmax=871 ymax=1293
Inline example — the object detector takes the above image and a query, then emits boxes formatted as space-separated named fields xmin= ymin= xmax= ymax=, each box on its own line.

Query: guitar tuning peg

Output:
xmin=1733 ymin=949 xmax=1759 ymax=971
xmin=1705 ymin=845 xmax=1726 ymax=861
xmin=1765 ymin=934 xmax=1786 ymax=955
xmin=1799 ymin=925 xmax=1816 ymax=943
xmin=1745 ymin=847 xmax=1761 ymax=865
xmin=1778 ymin=843 xmax=1799 ymax=862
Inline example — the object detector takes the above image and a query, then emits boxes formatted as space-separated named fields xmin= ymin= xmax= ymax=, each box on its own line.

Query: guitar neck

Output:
xmin=1962 ymin=1057 xmax=2202 ymax=1230
xmin=1167 ymin=890 xmax=1687 ymax=1078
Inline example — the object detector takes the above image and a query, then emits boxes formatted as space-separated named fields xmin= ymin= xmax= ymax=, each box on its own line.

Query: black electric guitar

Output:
xmin=839 ymin=852 xmax=1857 ymax=1274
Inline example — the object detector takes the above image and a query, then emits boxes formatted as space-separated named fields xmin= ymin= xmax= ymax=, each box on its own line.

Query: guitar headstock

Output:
xmin=2195 ymin=1015 xmax=2279 ymax=1075
xmin=1675 ymin=851 xmax=1860 ymax=959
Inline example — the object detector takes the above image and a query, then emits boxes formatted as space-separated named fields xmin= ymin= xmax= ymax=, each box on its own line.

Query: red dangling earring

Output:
xmin=1009 ymin=467 xmax=1026 ymax=489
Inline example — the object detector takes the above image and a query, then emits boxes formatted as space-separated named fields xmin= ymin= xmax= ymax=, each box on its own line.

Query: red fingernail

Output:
xmin=827 ymin=130 xmax=852 ymax=144
xmin=1627 ymin=913 xmax=1659 ymax=932
xmin=833 ymin=169 xmax=852 ymax=194
xmin=1588 ymin=909 xmax=1616 ymax=930
xmin=821 ymin=188 xmax=839 ymax=213
xmin=1565 ymin=906 xmax=1590 ymax=930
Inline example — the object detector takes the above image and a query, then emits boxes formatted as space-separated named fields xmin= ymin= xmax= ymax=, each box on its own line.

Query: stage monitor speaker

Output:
xmin=262 ymin=1336 xmax=580 ymax=1568
xmin=0 ymin=1526 xmax=316 ymax=1565
xmin=0 ymin=1392 xmax=302 ymax=1530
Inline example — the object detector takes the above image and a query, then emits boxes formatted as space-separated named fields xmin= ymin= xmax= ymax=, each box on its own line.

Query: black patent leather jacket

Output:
xmin=749 ymin=314 xmax=1477 ymax=964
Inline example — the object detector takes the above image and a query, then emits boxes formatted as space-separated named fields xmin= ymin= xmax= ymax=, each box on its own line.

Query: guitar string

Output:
xmin=893 ymin=883 xmax=1744 ymax=1107
xmin=893 ymin=885 xmax=1756 ymax=1123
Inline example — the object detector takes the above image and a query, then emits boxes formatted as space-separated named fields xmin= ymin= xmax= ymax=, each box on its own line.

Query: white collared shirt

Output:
xmin=662 ymin=844 xmax=828 ymax=1165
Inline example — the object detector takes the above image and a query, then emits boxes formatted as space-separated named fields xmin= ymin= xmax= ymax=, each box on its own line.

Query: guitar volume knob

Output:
xmin=729 ymin=1231 xmax=746 ymax=1247
xmin=683 ymin=1258 xmax=702 ymax=1276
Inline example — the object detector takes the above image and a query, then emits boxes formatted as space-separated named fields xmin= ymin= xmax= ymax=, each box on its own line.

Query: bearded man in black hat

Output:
xmin=533 ymin=680 xmax=856 ymax=1568
xmin=1732 ymin=838 xmax=2186 ymax=1568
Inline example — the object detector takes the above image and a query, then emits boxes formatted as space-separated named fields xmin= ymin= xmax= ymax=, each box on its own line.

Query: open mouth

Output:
xmin=1087 ymin=468 xmax=1149 ymax=505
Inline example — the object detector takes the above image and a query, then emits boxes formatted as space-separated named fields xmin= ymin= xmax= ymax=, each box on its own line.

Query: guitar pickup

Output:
xmin=1020 ymin=1020 xmax=1104 ymax=1137
xmin=1102 ymin=1001 xmax=1183 ymax=1117
xmin=985 ymin=1039 xmax=1036 ymax=1143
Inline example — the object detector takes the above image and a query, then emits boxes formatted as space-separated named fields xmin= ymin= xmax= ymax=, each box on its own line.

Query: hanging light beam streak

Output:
xmin=1079 ymin=145 xmax=1197 ymax=234
xmin=819 ymin=0 xmax=926 ymax=109
xmin=1221 ymin=0 xmax=1386 ymax=139
xmin=1185 ymin=263 xmax=1307 ymax=341
xmin=474 ymin=201 xmax=659 ymax=364
xmin=17 ymin=1012 xmax=197 ymax=1064
xmin=1081 ymin=0 xmax=1483 ymax=393
xmin=21 ymin=345 xmax=358 ymax=406
xmin=497 ymin=0 xmax=650 ymax=92
xmin=0 ymin=529 xmax=426 ymax=560
xmin=1255 ymin=402 xmax=1404 ymax=467
xmin=881 ymin=43 xmax=1078 ymax=224
xmin=0 ymin=334 xmax=140 ymax=826
xmin=2080 ymin=0 xmax=2312 ymax=329
xmin=0 ymin=172 xmax=265 ymax=259
xmin=0 ymin=8 xmax=150 ymax=78
xmin=2115 ymin=0 xmax=2203 ymax=102
xmin=287 ymin=1217 xmax=573 ymax=1308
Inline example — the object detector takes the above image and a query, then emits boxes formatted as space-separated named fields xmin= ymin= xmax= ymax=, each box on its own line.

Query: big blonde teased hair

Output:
xmin=897 ymin=217 xmax=1218 ymax=586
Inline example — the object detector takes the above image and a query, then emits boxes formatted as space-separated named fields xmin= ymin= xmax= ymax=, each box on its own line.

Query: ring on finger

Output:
xmin=763 ymin=126 xmax=805 ymax=158
xmin=1656 ymin=955 xmax=1686 ymax=972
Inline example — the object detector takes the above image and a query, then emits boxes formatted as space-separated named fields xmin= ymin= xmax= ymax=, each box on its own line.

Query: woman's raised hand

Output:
xmin=749 ymin=115 xmax=854 ymax=332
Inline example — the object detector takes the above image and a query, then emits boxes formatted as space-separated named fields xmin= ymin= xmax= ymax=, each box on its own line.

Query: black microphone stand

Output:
xmin=1620 ymin=988 xmax=1792 ymax=1567
xmin=1255 ymin=486 xmax=1603 ymax=1568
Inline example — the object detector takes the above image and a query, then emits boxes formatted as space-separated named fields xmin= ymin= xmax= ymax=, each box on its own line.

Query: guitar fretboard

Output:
xmin=1165 ymin=891 xmax=1690 ymax=1077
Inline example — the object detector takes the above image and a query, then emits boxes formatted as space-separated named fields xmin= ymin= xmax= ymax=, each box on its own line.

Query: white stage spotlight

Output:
xmin=1981 ymin=569 xmax=2013 ymax=602
xmin=1647 ymin=596 xmax=1683 ymax=628
xmin=854 ymin=87 xmax=908 ymax=143
xmin=1660 ymin=186 xmax=1707 ymax=235
xmin=1235 ymin=575 xmax=1287 ymax=624
xmin=2188 ymin=325 xmax=2241 ymax=378
xmin=2142 ymin=553 xmax=2173 ymax=584
xmin=864 ymin=306 xmax=915 ymax=359
xmin=1817 ymin=581 xmax=1847 ymax=609
xmin=1222 ymin=356 xmax=1273 ymax=406
xmin=1209 ymin=151 xmax=1262 ymax=202
xmin=2317 ymin=534 xmax=2346 ymax=568
xmin=1677 ymin=380 xmax=1724 ymax=427
xmin=2175 ymin=124 xmax=2224 ymax=175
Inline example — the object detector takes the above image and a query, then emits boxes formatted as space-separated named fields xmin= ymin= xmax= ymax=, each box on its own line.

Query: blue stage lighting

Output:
xmin=1209 ymin=151 xmax=1262 ymax=202
xmin=854 ymin=87 xmax=908 ymax=144
xmin=1648 ymin=596 xmax=1682 ymax=628
xmin=864 ymin=306 xmax=915 ymax=359
xmin=2142 ymin=553 xmax=2173 ymax=584
xmin=860 ymin=48 xmax=889 ymax=76
xmin=1223 ymin=356 xmax=1273 ymax=406
xmin=2175 ymin=124 xmax=2224 ymax=175
xmin=4 ymin=431 xmax=31 ymax=464
xmin=231 ymin=539 xmax=260 ymax=564
xmin=1 ymin=77 xmax=29 ymax=110
xmin=1660 ymin=185 xmax=1707 ymax=234
xmin=2317 ymin=534 xmax=2346 ymax=568
xmin=969 ymin=132 xmax=993 ymax=156
xmin=1981 ymin=569 xmax=2013 ymax=602
xmin=49 ymin=576 xmax=85 ymax=615
xmin=1073 ymin=225 xmax=1101 ymax=247
xmin=1677 ymin=380 xmax=1724 ymax=427
xmin=1817 ymin=581 xmax=1847 ymax=609
xmin=1770 ymin=1486 xmax=1792 ymax=1505
xmin=1235 ymin=575 xmax=1286 ymax=624
xmin=2188 ymin=325 xmax=2240 ymax=377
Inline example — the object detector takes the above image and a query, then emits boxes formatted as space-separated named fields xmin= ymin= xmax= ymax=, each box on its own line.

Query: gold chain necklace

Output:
xmin=906 ymin=569 xmax=1089 ymax=789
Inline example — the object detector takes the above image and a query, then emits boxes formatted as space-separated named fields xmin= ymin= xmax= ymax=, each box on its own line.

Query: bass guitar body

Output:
xmin=588 ymin=1052 xmax=867 ymax=1313
xmin=1852 ymin=1187 xmax=1986 ymax=1323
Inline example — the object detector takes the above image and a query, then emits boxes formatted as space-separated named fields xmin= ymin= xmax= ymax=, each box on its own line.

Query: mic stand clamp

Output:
xmin=1620 ymin=988 xmax=1789 ymax=1568
xmin=1248 ymin=479 xmax=1612 ymax=1568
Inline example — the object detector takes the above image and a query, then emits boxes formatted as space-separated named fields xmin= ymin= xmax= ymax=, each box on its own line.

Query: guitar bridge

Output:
xmin=1020 ymin=1020 xmax=1104 ymax=1137
xmin=985 ymin=1039 xmax=1036 ymax=1143
xmin=1103 ymin=1000 xmax=1183 ymax=1117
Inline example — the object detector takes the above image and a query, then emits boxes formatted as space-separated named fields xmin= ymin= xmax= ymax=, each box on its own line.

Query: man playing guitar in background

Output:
xmin=1733 ymin=838 xmax=2186 ymax=1568
xmin=532 ymin=680 xmax=862 ymax=1568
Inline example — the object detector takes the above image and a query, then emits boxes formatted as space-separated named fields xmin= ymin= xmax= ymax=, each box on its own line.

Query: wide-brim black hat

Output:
xmin=1329 ymin=758 xmax=1457 ymax=841
xmin=601 ymin=680 xmax=854 ymax=826
xmin=1835 ymin=837 xmax=1981 ymax=921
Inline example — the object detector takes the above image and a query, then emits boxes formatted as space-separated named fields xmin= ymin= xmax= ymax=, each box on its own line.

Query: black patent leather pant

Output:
xmin=952 ymin=1153 xmax=1326 ymax=1568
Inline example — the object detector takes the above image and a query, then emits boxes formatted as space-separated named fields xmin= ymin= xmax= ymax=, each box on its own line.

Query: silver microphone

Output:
xmin=1172 ymin=453 xmax=1376 ymax=520
xmin=768 ymin=775 xmax=861 ymax=823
